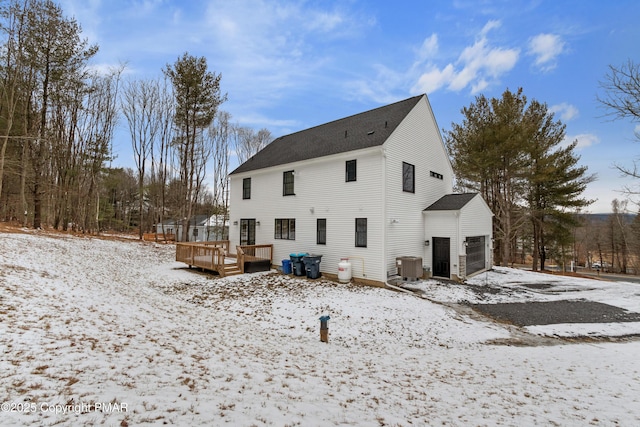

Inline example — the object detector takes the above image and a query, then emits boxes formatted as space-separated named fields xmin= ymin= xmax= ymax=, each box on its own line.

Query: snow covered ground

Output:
xmin=1 ymin=229 xmax=639 ymax=426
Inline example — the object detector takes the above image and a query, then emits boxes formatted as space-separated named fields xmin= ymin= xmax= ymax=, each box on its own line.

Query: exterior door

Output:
xmin=433 ymin=237 xmax=450 ymax=278
xmin=240 ymin=219 xmax=256 ymax=245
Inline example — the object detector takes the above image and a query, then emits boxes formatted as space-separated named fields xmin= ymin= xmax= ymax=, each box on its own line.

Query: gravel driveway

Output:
xmin=469 ymin=300 xmax=640 ymax=327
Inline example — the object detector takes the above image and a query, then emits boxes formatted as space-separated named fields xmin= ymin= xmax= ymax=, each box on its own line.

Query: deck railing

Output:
xmin=143 ymin=232 xmax=176 ymax=242
xmin=236 ymin=244 xmax=273 ymax=273
xmin=176 ymin=240 xmax=230 ymax=273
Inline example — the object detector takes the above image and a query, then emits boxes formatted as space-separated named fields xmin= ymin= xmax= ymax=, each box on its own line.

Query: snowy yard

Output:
xmin=1 ymin=229 xmax=640 ymax=426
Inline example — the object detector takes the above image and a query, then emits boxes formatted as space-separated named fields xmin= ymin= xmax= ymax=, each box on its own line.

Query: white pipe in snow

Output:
xmin=384 ymin=280 xmax=428 ymax=299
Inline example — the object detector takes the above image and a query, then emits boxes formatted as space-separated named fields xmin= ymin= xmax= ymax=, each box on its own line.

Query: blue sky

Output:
xmin=62 ymin=0 xmax=640 ymax=213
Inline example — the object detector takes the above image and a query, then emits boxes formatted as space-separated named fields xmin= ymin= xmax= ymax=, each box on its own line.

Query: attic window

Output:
xmin=430 ymin=171 xmax=443 ymax=180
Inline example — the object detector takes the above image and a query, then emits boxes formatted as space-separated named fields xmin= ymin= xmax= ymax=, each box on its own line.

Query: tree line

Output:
xmin=0 ymin=0 xmax=271 ymax=240
xmin=446 ymin=77 xmax=640 ymax=273
xmin=445 ymin=87 xmax=595 ymax=270
xmin=2 ymin=0 xmax=639 ymax=270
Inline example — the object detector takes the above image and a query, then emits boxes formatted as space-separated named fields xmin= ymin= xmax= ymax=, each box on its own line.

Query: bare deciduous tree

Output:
xmin=210 ymin=111 xmax=231 ymax=208
xmin=598 ymin=60 xmax=640 ymax=194
xmin=121 ymin=77 xmax=162 ymax=238
xmin=234 ymin=125 xmax=272 ymax=164
xmin=0 ymin=0 xmax=29 ymax=207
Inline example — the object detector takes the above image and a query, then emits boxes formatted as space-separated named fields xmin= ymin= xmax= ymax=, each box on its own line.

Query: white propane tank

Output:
xmin=338 ymin=258 xmax=352 ymax=283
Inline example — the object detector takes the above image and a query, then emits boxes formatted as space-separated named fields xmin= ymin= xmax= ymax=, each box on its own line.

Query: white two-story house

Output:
xmin=228 ymin=94 xmax=493 ymax=285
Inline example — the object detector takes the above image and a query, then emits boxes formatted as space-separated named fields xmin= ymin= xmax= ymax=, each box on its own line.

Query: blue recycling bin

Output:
xmin=302 ymin=254 xmax=323 ymax=279
xmin=282 ymin=259 xmax=292 ymax=274
xmin=290 ymin=253 xmax=308 ymax=276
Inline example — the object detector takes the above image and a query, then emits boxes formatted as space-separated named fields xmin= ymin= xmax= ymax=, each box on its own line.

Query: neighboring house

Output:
xmin=156 ymin=214 xmax=228 ymax=242
xmin=228 ymin=94 xmax=493 ymax=285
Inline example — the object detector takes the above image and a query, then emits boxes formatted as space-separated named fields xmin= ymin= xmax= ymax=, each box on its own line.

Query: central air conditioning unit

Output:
xmin=396 ymin=256 xmax=423 ymax=281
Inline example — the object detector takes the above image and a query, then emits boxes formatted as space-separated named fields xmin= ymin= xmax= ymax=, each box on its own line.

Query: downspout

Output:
xmin=381 ymin=146 xmax=388 ymax=282
xmin=456 ymin=211 xmax=461 ymax=280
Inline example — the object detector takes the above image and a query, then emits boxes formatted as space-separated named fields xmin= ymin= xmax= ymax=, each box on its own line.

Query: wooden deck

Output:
xmin=175 ymin=241 xmax=273 ymax=277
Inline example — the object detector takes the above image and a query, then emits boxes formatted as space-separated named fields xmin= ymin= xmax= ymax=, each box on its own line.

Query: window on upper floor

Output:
xmin=317 ymin=218 xmax=326 ymax=245
xmin=403 ymin=162 xmax=415 ymax=193
xmin=355 ymin=218 xmax=367 ymax=248
xmin=242 ymin=177 xmax=251 ymax=199
xmin=275 ymin=218 xmax=296 ymax=240
xmin=345 ymin=159 xmax=357 ymax=182
xmin=430 ymin=171 xmax=443 ymax=180
xmin=283 ymin=170 xmax=295 ymax=196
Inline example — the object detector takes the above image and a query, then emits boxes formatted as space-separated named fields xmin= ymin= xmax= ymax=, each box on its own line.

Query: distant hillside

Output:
xmin=580 ymin=213 xmax=635 ymax=223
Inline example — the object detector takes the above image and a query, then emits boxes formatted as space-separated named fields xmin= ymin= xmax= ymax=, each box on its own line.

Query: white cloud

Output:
xmin=201 ymin=0 xmax=372 ymax=104
xmin=550 ymin=103 xmax=579 ymax=121
xmin=563 ymin=133 xmax=600 ymax=150
xmin=306 ymin=10 xmax=345 ymax=33
xmin=528 ymin=33 xmax=565 ymax=71
xmin=416 ymin=34 xmax=439 ymax=61
xmin=413 ymin=64 xmax=456 ymax=95
xmin=480 ymin=19 xmax=501 ymax=36
xmin=411 ymin=20 xmax=519 ymax=95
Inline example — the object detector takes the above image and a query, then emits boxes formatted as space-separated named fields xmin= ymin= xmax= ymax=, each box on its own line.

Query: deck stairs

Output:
xmin=222 ymin=261 xmax=242 ymax=277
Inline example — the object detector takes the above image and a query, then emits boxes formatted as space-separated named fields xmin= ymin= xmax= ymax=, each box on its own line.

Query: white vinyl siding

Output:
xmin=230 ymin=147 xmax=385 ymax=282
xmin=460 ymin=196 xmax=493 ymax=239
xmin=383 ymin=97 xmax=454 ymax=276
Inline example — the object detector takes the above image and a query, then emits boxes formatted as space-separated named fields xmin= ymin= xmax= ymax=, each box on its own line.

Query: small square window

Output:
xmin=345 ymin=160 xmax=357 ymax=182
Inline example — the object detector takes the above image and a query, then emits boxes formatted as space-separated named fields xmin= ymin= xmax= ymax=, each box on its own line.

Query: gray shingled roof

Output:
xmin=424 ymin=193 xmax=478 ymax=211
xmin=230 ymin=95 xmax=424 ymax=175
